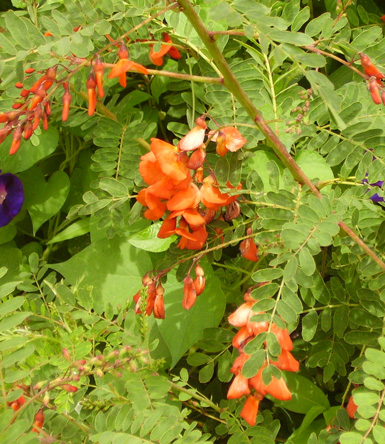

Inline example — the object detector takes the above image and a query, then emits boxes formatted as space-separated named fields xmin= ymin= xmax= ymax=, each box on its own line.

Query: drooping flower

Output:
xmin=346 ymin=395 xmax=358 ymax=419
xmin=149 ymin=33 xmax=182 ymax=66
xmin=108 ymin=42 xmax=148 ymax=88
xmin=240 ymin=393 xmax=264 ymax=426
xmin=0 ymin=172 xmax=24 ymax=227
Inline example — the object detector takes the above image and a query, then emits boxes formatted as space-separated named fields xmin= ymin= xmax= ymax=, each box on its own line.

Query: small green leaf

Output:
xmin=302 ymin=310 xmax=318 ymax=341
xmin=252 ymin=268 xmax=283 ymax=282
xmin=298 ymin=248 xmax=316 ymax=276
xmin=242 ymin=349 xmax=265 ymax=378
xmin=199 ymin=361 xmax=215 ymax=383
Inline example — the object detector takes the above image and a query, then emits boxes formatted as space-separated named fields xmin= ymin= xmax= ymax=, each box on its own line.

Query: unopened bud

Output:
xmin=195 ymin=115 xmax=207 ymax=130
xmin=43 ymin=392 xmax=50 ymax=406
xmin=182 ymin=275 xmax=197 ymax=310
xmin=61 ymin=384 xmax=78 ymax=392
xmin=62 ymin=348 xmax=71 ymax=361
xmin=224 ymin=200 xmax=240 ymax=221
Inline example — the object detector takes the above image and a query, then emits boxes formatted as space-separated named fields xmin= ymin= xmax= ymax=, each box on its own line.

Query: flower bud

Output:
xmin=193 ymin=264 xmax=205 ymax=296
xmin=62 ymin=348 xmax=71 ymax=361
xmin=187 ymin=147 xmax=206 ymax=169
xmin=195 ymin=115 xmax=207 ymax=130
xmin=224 ymin=200 xmax=240 ymax=221
xmin=182 ymin=275 xmax=197 ymax=310
xmin=153 ymin=283 xmax=165 ymax=319
xmin=216 ymin=131 xmax=227 ymax=157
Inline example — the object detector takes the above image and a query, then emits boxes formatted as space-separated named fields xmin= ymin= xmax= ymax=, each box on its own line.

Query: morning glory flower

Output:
xmin=0 ymin=171 xmax=24 ymax=227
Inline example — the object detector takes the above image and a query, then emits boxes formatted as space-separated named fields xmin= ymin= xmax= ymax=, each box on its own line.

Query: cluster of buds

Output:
xmin=360 ymin=53 xmax=385 ymax=105
xmin=0 ymin=40 xmax=152 ymax=154
xmin=137 ymin=116 xmax=245 ymax=251
xmin=227 ymin=290 xmax=299 ymax=426
xmin=0 ymin=66 xmax=57 ymax=154
xmin=133 ymin=273 xmax=165 ymax=319
xmin=182 ymin=263 xmax=206 ymax=310
xmin=285 ymin=88 xmax=312 ymax=135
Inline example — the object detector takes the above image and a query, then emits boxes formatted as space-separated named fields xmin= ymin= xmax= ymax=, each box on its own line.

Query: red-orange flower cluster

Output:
xmin=133 ymin=273 xmax=165 ymax=319
xmin=360 ymin=53 xmax=385 ymax=106
xmin=227 ymin=291 xmax=299 ymax=426
xmin=0 ymin=66 xmax=57 ymax=154
xmin=137 ymin=120 xmax=245 ymax=251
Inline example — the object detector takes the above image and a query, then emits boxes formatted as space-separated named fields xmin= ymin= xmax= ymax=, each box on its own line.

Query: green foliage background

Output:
xmin=1 ymin=0 xmax=385 ymax=442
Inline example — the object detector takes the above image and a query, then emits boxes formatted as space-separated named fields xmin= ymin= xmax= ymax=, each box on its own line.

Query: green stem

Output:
xmin=177 ymin=0 xmax=385 ymax=272
xmin=177 ymin=0 xmax=320 ymax=195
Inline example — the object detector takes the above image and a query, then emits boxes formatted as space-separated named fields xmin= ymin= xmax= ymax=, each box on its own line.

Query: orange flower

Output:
xmin=228 ymin=302 xmax=255 ymax=327
xmin=151 ymin=138 xmax=189 ymax=182
xmin=136 ymin=189 xmax=166 ymax=220
xmin=227 ymin=373 xmax=250 ymax=399
xmin=158 ymin=216 xmax=177 ymax=238
xmin=108 ymin=59 xmax=149 ymax=87
xmin=210 ymin=127 xmax=247 ymax=156
xmin=272 ymin=350 xmax=300 ymax=372
xmin=178 ymin=126 xmax=206 ymax=151
xmin=270 ymin=323 xmax=293 ymax=351
xmin=240 ymin=393 xmax=264 ymax=426
xmin=230 ymin=352 xmax=251 ymax=375
xmin=166 ymin=183 xmax=200 ymax=211
xmin=149 ymin=33 xmax=181 ymax=66
xmin=176 ymin=223 xmax=208 ymax=250
xmin=200 ymin=176 xmax=236 ymax=210
xmin=346 ymin=395 xmax=358 ymax=419
xmin=248 ymin=365 xmax=292 ymax=401
xmin=240 ymin=228 xmax=259 ymax=262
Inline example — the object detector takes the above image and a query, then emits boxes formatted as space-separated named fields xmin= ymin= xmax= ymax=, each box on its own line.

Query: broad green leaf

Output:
xmin=128 ymin=222 xmax=177 ymax=253
xmin=22 ymin=169 xmax=70 ymax=234
xmin=295 ymin=151 xmax=334 ymax=184
xmin=0 ymin=127 xmax=59 ymax=174
xmin=50 ymin=237 xmax=151 ymax=312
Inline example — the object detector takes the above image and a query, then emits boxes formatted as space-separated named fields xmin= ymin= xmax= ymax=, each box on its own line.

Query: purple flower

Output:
xmin=0 ymin=171 xmax=24 ymax=227
xmin=367 ymin=180 xmax=384 ymax=202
